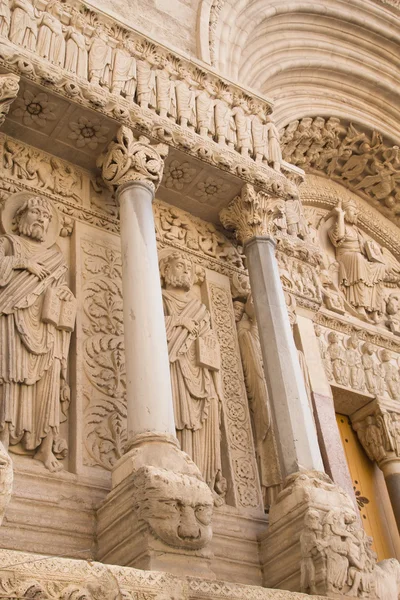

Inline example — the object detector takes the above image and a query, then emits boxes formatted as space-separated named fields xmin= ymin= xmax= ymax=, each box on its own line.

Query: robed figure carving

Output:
xmin=159 ymin=251 xmax=225 ymax=501
xmin=0 ymin=194 xmax=76 ymax=472
xmin=235 ymin=295 xmax=281 ymax=509
xmin=328 ymin=198 xmax=387 ymax=321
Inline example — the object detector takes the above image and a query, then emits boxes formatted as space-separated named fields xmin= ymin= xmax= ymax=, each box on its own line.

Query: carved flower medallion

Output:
xmin=68 ymin=116 xmax=110 ymax=150
xmin=12 ymin=90 xmax=56 ymax=128
xmin=195 ymin=176 xmax=231 ymax=204
xmin=163 ymin=160 xmax=196 ymax=191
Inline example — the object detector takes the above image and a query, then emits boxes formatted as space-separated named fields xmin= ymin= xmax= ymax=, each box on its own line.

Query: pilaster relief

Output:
xmin=281 ymin=117 xmax=400 ymax=226
xmin=97 ymin=126 xmax=168 ymax=193
xmin=0 ymin=73 xmax=19 ymax=126
xmin=78 ymin=235 xmax=126 ymax=471
xmin=0 ymin=192 xmax=76 ymax=472
xmin=204 ymin=273 xmax=263 ymax=511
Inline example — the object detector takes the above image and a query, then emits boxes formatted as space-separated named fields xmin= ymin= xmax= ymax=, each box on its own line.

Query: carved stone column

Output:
xmin=352 ymin=398 xmax=400 ymax=531
xmin=96 ymin=127 xmax=214 ymax=577
xmin=0 ymin=73 xmax=19 ymax=127
xmin=220 ymin=184 xmax=324 ymax=477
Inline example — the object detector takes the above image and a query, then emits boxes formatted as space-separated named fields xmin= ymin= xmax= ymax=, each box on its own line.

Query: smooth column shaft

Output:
xmin=245 ymin=236 xmax=324 ymax=477
xmin=118 ymin=181 xmax=175 ymax=439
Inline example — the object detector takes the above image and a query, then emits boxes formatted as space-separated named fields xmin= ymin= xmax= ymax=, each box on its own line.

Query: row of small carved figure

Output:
xmin=0 ymin=0 xmax=282 ymax=165
xmin=315 ymin=326 xmax=400 ymax=400
xmin=280 ymin=117 xmax=400 ymax=208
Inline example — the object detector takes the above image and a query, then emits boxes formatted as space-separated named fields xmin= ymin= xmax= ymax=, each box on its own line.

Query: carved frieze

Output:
xmin=314 ymin=324 xmax=400 ymax=402
xmin=0 ymin=0 xmax=294 ymax=188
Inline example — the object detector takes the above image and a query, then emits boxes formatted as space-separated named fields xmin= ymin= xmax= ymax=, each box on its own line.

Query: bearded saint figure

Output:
xmin=0 ymin=194 xmax=76 ymax=472
xmin=328 ymin=198 xmax=387 ymax=320
xmin=160 ymin=251 xmax=225 ymax=499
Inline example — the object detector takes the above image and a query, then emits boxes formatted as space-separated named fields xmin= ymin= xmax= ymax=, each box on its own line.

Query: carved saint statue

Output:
xmin=235 ymin=296 xmax=282 ymax=509
xmin=159 ymin=251 xmax=225 ymax=499
xmin=0 ymin=194 xmax=76 ymax=472
xmin=328 ymin=198 xmax=387 ymax=320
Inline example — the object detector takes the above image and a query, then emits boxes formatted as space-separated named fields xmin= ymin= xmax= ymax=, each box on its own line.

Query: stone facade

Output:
xmin=0 ymin=1 xmax=399 ymax=600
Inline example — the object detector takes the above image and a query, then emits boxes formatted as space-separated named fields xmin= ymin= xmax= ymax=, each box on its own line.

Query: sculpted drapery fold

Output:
xmin=160 ymin=251 xmax=226 ymax=502
xmin=0 ymin=193 xmax=76 ymax=472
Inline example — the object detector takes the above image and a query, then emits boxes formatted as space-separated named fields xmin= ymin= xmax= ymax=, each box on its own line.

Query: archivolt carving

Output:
xmin=281 ymin=118 xmax=400 ymax=225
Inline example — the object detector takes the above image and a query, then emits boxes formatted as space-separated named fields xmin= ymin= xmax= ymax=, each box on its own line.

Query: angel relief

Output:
xmin=315 ymin=197 xmax=400 ymax=327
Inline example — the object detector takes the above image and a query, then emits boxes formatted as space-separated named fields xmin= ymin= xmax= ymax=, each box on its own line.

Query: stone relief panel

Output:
xmin=0 ymin=192 xmax=76 ymax=472
xmin=298 ymin=176 xmax=400 ymax=333
xmin=201 ymin=268 xmax=263 ymax=512
xmin=73 ymin=222 xmax=126 ymax=475
xmin=73 ymin=216 xmax=263 ymax=513
xmin=0 ymin=134 xmax=84 ymax=204
xmin=314 ymin=320 xmax=400 ymax=412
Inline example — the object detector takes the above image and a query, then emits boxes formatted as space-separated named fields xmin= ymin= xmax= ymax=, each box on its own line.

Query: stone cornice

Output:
xmin=0 ymin=0 xmax=296 ymax=195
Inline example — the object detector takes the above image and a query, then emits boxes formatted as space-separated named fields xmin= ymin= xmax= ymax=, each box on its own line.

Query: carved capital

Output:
xmin=352 ymin=401 xmax=400 ymax=467
xmin=0 ymin=74 xmax=19 ymax=127
xmin=97 ymin=126 xmax=168 ymax=194
xmin=220 ymin=183 xmax=279 ymax=245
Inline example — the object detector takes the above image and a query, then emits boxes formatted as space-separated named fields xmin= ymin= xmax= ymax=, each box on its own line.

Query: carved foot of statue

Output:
xmin=34 ymin=434 xmax=63 ymax=472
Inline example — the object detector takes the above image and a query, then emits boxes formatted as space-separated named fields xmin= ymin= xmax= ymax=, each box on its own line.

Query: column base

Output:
xmin=96 ymin=432 xmax=216 ymax=578
xmin=259 ymin=470 xmax=400 ymax=599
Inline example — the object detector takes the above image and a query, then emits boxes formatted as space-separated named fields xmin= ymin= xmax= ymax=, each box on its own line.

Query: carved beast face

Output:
xmin=134 ymin=467 xmax=213 ymax=550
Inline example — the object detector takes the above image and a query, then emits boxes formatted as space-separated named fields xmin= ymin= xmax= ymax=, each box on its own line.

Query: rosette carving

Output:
xmin=97 ymin=126 xmax=168 ymax=193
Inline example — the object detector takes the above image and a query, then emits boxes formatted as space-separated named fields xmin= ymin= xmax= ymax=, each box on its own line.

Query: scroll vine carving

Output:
xmin=81 ymin=239 xmax=126 ymax=470
xmin=208 ymin=282 xmax=262 ymax=509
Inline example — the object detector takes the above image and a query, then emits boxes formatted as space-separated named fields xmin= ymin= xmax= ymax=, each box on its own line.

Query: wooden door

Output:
xmin=336 ymin=413 xmax=400 ymax=560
